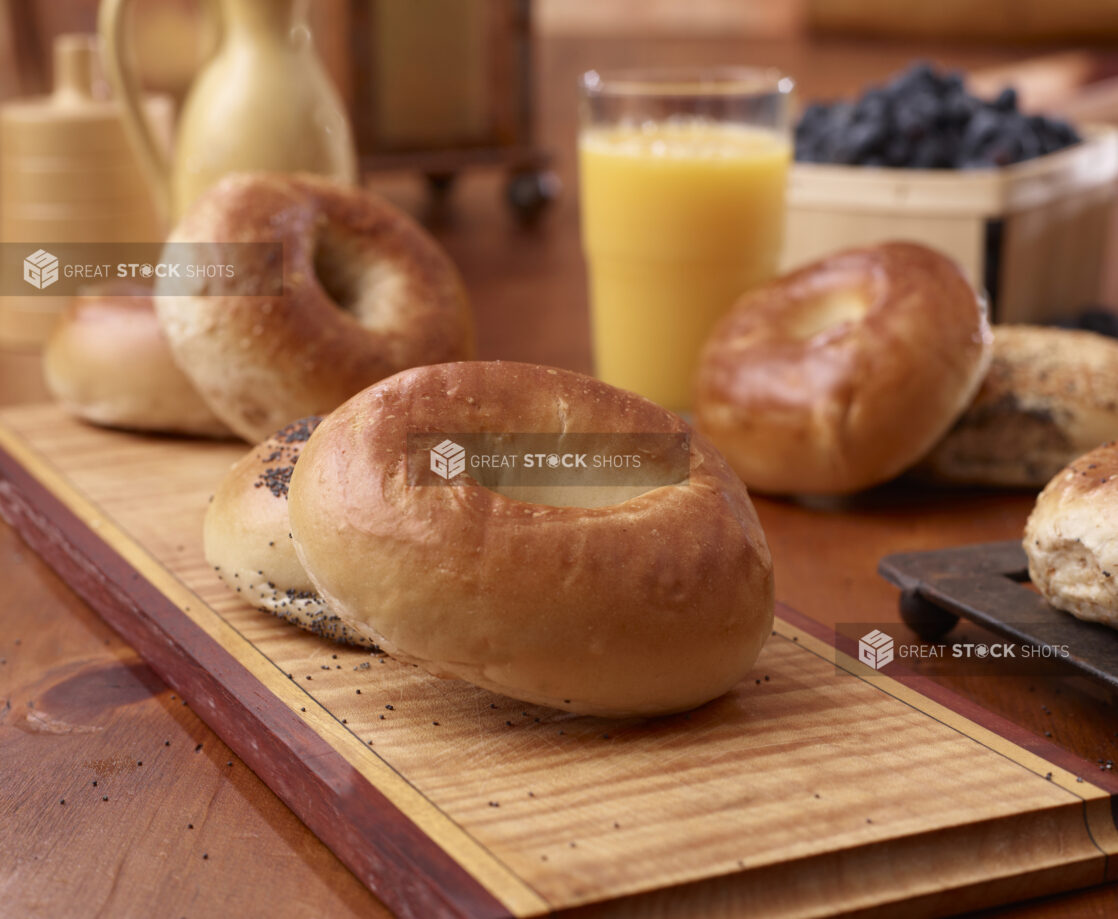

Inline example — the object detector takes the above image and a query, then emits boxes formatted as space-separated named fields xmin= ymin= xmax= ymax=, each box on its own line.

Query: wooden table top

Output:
xmin=1 ymin=33 xmax=1116 ymax=919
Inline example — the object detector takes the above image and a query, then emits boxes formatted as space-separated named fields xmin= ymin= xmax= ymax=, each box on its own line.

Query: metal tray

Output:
xmin=878 ymin=540 xmax=1118 ymax=693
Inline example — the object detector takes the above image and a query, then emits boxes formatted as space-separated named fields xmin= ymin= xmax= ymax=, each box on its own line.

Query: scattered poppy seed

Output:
xmin=385 ymin=704 xmax=394 ymax=711
xmin=356 ymin=690 xmax=361 ymax=695
xmin=379 ymin=715 xmax=385 ymax=720
xmin=202 ymin=854 xmax=208 ymax=860
xmin=1045 ymin=773 xmax=1052 ymax=781
xmin=137 ymin=761 xmax=143 ymax=766
xmin=195 ymin=744 xmax=203 ymax=753
xmin=59 ymin=799 xmax=65 ymax=805
xmin=92 ymin=781 xmax=97 ymax=787
xmin=102 ymin=796 xmax=108 ymax=801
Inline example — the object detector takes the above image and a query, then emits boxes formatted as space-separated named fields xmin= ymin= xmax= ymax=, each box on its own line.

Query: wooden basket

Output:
xmin=782 ymin=125 xmax=1118 ymax=324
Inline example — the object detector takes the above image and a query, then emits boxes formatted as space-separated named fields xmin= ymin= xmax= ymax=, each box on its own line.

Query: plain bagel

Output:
xmin=156 ymin=172 xmax=474 ymax=443
xmin=44 ymin=285 xmax=229 ymax=438
xmin=287 ymin=361 xmax=775 ymax=717
xmin=203 ymin=415 xmax=379 ymax=647
xmin=695 ymin=242 xmax=992 ymax=495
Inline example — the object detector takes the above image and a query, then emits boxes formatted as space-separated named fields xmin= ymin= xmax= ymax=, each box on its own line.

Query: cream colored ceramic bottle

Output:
xmin=99 ymin=0 xmax=357 ymax=221
xmin=0 ymin=34 xmax=171 ymax=346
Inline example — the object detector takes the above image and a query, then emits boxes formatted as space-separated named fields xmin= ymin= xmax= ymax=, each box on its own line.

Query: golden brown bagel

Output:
xmin=155 ymin=172 xmax=474 ymax=443
xmin=204 ymin=415 xmax=380 ymax=647
xmin=288 ymin=361 xmax=774 ymax=717
xmin=919 ymin=325 xmax=1118 ymax=488
xmin=1024 ymin=441 xmax=1118 ymax=629
xmin=44 ymin=286 xmax=229 ymax=437
xmin=695 ymin=242 xmax=992 ymax=495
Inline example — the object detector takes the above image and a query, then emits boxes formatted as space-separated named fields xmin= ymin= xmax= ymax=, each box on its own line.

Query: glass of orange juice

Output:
xmin=578 ymin=68 xmax=794 ymax=412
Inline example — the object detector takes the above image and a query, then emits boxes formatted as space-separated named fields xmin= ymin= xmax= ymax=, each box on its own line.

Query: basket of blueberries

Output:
xmin=784 ymin=62 xmax=1118 ymax=325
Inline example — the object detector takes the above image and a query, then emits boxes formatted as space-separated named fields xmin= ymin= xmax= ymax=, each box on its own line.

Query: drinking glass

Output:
xmin=578 ymin=68 xmax=794 ymax=412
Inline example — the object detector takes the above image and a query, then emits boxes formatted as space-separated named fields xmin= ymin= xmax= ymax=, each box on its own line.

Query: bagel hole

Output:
xmin=313 ymin=228 xmax=406 ymax=331
xmin=476 ymin=448 xmax=687 ymax=508
xmin=313 ymin=230 xmax=362 ymax=314
xmin=481 ymin=483 xmax=665 ymax=508
xmin=787 ymin=286 xmax=873 ymax=341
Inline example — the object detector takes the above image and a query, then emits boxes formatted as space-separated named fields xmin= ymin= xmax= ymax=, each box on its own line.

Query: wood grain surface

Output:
xmin=0 ymin=405 xmax=1115 ymax=919
xmin=1 ymin=31 xmax=1117 ymax=919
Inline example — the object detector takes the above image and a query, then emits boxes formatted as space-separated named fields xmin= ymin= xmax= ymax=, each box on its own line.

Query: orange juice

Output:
xmin=579 ymin=119 xmax=790 ymax=411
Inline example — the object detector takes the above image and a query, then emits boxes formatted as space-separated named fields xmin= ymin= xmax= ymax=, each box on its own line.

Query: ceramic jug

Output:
xmin=0 ymin=34 xmax=171 ymax=346
xmin=99 ymin=0 xmax=357 ymax=221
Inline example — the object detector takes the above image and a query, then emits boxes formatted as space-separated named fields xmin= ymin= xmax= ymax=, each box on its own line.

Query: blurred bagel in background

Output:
xmin=695 ymin=242 xmax=992 ymax=495
xmin=44 ymin=283 xmax=230 ymax=438
xmin=155 ymin=172 xmax=475 ymax=442
xmin=918 ymin=325 xmax=1118 ymax=488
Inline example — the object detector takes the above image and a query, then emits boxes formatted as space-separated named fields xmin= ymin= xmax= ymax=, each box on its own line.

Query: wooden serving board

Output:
xmin=0 ymin=404 xmax=1116 ymax=919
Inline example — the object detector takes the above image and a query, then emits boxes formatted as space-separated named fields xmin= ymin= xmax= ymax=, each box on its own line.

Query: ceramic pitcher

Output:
xmin=99 ymin=0 xmax=357 ymax=221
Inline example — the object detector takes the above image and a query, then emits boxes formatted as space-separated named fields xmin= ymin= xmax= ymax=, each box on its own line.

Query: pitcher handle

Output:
xmin=98 ymin=0 xmax=172 ymax=223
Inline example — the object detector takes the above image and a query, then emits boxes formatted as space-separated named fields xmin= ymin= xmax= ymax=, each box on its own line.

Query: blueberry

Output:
xmin=895 ymin=93 xmax=939 ymax=138
xmin=836 ymin=120 xmax=887 ymax=163
xmin=940 ymin=71 xmax=965 ymax=96
xmin=994 ymin=86 xmax=1018 ymax=112
xmin=910 ymin=135 xmax=954 ymax=169
xmin=961 ymin=108 xmax=1001 ymax=154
